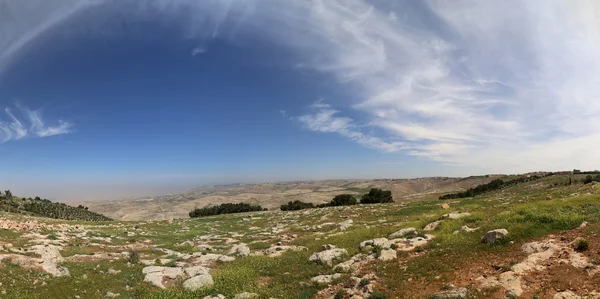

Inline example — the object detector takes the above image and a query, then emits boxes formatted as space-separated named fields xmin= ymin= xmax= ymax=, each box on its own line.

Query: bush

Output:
xmin=575 ymin=238 xmax=589 ymax=252
xmin=280 ymin=200 xmax=315 ymax=211
xmin=330 ymin=194 xmax=357 ymax=206
xmin=189 ymin=202 xmax=264 ymax=217
xmin=360 ymin=188 xmax=393 ymax=204
xmin=334 ymin=290 xmax=344 ymax=299
xmin=368 ymin=292 xmax=387 ymax=299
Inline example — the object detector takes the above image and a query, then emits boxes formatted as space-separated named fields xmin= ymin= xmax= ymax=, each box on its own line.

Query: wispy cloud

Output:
xmin=0 ymin=104 xmax=73 ymax=142
xmin=297 ymin=101 xmax=404 ymax=152
xmin=3 ymin=0 xmax=600 ymax=172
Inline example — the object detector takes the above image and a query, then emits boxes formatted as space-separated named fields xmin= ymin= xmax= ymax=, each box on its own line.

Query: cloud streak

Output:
xmin=3 ymin=0 xmax=600 ymax=173
xmin=0 ymin=104 xmax=73 ymax=142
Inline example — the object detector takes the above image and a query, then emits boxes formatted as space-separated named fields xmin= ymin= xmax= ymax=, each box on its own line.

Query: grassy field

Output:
xmin=1 ymin=174 xmax=599 ymax=298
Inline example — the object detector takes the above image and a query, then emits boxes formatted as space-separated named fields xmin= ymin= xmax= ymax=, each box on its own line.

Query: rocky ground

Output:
xmin=1 ymin=175 xmax=600 ymax=298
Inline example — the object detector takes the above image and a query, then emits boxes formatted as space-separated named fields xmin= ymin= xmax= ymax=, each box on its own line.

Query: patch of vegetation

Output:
xmin=583 ymin=175 xmax=600 ymax=184
xmin=280 ymin=200 xmax=315 ymax=211
xmin=334 ymin=290 xmax=345 ymax=299
xmin=0 ymin=191 xmax=112 ymax=221
xmin=368 ymin=291 xmax=388 ymax=299
xmin=189 ymin=202 xmax=266 ymax=217
xmin=317 ymin=194 xmax=358 ymax=208
xmin=360 ymin=188 xmax=394 ymax=204
xmin=575 ymin=238 xmax=589 ymax=252
xmin=439 ymin=174 xmax=551 ymax=199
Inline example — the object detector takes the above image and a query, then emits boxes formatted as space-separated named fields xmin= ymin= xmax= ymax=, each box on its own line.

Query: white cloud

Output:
xmin=297 ymin=101 xmax=404 ymax=152
xmin=3 ymin=0 xmax=600 ymax=173
xmin=0 ymin=104 xmax=73 ymax=142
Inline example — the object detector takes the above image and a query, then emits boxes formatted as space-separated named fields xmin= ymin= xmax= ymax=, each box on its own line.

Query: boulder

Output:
xmin=441 ymin=212 xmax=471 ymax=220
xmin=228 ymin=244 xmax=251 ymax=257
xmin=481 ymin=229 xmax=508 ymax=244
xmin=183 ymin=273 xmax=214 ymax=291
xmin=311 ymin=273 xmax=342 ymax=284
xmin=339 ymin=219 xmax=353 ymax=231
xmin=233 ymin=292 xmax=259 ymax=299
xmin=388 ymin=227 xmax=416 ymax=239
xmin=142 ymin=266 xmax=184 ymax=289
xmin=378 ymin=249 xmax=397 ymax=261
xmin=184 ymin=266 xmax=210 ymax=277
xmin=554 ymin=291 xmax=582 ymax=299
xmin=431 ymin=286 xmax=467 ymax=298
xmin=309 ymin=247 xmax=348 ymax=266
xmin=424 ymin=221 xmax=442 ymax=231
xmin=441 ymin=203 xmax=450 ymax=209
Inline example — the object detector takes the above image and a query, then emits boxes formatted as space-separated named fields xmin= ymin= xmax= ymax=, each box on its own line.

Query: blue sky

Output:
xmin=1 ymin=0 xmax=600 ymax=201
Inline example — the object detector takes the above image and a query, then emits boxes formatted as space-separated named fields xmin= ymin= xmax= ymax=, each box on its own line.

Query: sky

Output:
xmin=1 ymin=0 xmax=600 ymax=202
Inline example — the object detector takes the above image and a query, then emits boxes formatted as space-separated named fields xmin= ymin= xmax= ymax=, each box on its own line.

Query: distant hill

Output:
xmin=0 ymin=191 xmax=112 ymax=221
xmin=75 ymin=176 xmax=499 ymax=221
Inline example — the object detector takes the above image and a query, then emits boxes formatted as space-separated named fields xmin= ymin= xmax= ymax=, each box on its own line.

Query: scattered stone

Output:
xmin=339 ymin=219 xmax=353 ymax=231
xmin=431 ymin=286 xmax=467 ymax=298
xmin=441 ymin=203 xmax=450 ymax=209
xmin=203 ymin=295 xmax=227 ymax=299
xmin=378 ymin=249 xmax=397 ymax=261
xmin=183 ymin=273 xmax=214 ymax=291
xmin=546 ymin=195 xmax=552 ymax=200
xmin=311 ymin=273 xmax=342 ymax=284
xmin=142 ymin=266 xmax=184 ymax=289
xmin=388 ymin=227 xmax=416 ymax=239
xmin=481 ymin=229 xmax=508 ymax=244
xmin=460 ymin=226 xmax=479 ymax=233
xmin=554 ymin=291 xmax=582 ymax=299
xmin=579 ymin=221 xmax=589 ymax=229
xmin=441 ymin=212 xmax=471 ymax=220
xmin=228 ymin=244 xmax=251 ymax=257
xmin=309 ymin=246 xmax=348 ymax=266
xmin=107 ymin=268 xmax=121 ymax=275
xmin=177 ymin=241 xmax=194 ymax=247
xmin=233 ymin=292 xmax=259 ymax=299
xmin=424 ymin=221 xmax=442 ymax=231
xmin=104 ymin=291 xmax=120 ymax=298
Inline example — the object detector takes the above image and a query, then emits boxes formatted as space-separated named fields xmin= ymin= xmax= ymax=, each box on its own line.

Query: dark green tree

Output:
xmin=360 ymin=188 xmax=394 ymax=204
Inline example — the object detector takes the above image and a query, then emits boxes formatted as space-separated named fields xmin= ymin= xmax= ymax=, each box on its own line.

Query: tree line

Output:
xmin=0 ymin=190 xmax=112 ymax=221
xmin=281 ymin=188 xmax=393 ymax=211
xmin=189 ymin=202 xmax=266 ymax=217
xmin=584 ymin=175 xmax=600 ymax=184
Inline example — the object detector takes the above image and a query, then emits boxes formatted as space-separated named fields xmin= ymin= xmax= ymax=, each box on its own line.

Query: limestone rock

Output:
xmin=183 ymin=273 xmax=214 ymax=291
xmin=228 ymin=244 xmax=251 ymax=257
xmin=431 ymin=287 xmax=467 ymax=298
xmin=142 ymin=266 xmax=184 ymax=289
xmin=378 ymin=249 xmax=397 ymax=261
xmin=481 ymin=229 xmax=508 ymax=244
xmin=339 ymin=219 xmax=353 ymax=231
xmin=311 ymin=273 xmax=342 ymax=284
xmin=309 ymin=247 xmax=348 ymax=266
xmin=233 ymin=292 xmax=259 ymax=299
xmin=441 ymin=212 xmax=471 ymax=220
xmin=388 ymin=227 xmax=416 ymax=239
xmin=424 ymin=221 xmax=442 ymax=231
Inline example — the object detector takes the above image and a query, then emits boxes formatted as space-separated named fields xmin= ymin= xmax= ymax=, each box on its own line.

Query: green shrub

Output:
xmin=360 ymin=188 xmax=393 ymax=204
xmin=334 ymin=290 xmax=345 ymax=299
xmin=575 ymin=238 xmax=589 ymax=252
xmin=281 ymin=200 xmax=315 ymax=211
xmin=189 ymin=202 xmax=265 ymax=217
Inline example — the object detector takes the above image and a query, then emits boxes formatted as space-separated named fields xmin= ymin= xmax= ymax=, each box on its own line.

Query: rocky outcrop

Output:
xmin=309 ymin=245 xmax=347 ymax=266
xmin=424 ymin=221 xmax=442 ymax=231
xmin=388 ymin=227 xmax=416 ymax=239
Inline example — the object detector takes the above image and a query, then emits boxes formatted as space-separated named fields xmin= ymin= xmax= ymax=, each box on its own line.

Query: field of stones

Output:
xmin=1 ymin=173 xmax=600 ymax=298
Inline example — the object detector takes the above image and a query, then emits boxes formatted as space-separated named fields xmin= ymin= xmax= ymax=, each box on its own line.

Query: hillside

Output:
xmin=0 ymin=192 xmax=112 ymax=222
xmin=1 ymin=173 xmax=600 ymax=298
xmin=76 ymin=176 xmax=498 ymax=221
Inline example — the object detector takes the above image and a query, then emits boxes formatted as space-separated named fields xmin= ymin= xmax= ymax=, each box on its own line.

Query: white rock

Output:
xmin=203 ymin=295 xmax=227 ymax=299
xmin=233 ymin=292 xmax=259 ymax=299
xmin=424 ymin=221 xmax=442 ymax=231
xmin=441 ymin=212 xmax=471 ymax=220
xmin=378 ymin=249 xmax=397 ymax=261
xmin=481 ymin=229 xmax=508 ymax=244
xmin=142 ymin=266 xmax=184 ymax=289
xmin=228 ymin=244 xmax=251 ymax=257
xmin=388 ymin=227 xmax=416 ymax=239
xmin=183 ymin=273 xmax=214 ymax=291
xmin=554 ymin=291 xmax=582 ymax=299
xmin=311 ymin=273 xmax=342 ymax=284
xmin=339 ymin=219 xmax=353 ymax=231
xmin=184 ymin=266 xmax=210 ymax=277
xmin=309 ymin=248 xmax=348 ymax=266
